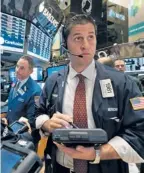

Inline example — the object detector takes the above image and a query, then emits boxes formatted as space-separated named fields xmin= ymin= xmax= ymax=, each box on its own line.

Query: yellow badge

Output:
xmin=130 ymin=97 xmax=144 ymax=110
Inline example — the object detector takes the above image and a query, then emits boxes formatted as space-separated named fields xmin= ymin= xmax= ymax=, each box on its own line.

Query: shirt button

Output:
xmin=9 ymin=110 xmax=11 ymax=112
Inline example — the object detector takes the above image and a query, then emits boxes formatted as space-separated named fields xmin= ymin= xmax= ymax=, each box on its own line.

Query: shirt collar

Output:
xmin=18 ymin=77 xmax=29 ymax=87
xmin=69 ymin=60 xmax=95 ymax=81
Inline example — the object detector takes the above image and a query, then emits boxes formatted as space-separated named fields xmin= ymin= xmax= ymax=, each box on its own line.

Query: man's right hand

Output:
xmin=1 ymin=118 xmax=8 ymax=125
xmin=42 ymin=112 xmax=73 ymax=133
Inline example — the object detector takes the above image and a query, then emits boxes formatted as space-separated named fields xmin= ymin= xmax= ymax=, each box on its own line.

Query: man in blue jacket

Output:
xmin=7 ymin=55 xmax=42 ymax=128
xmin=36 ymin=14 xmax=144 ymax=173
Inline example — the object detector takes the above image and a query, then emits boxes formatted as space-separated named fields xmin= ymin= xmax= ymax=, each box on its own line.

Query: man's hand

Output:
xmin=42 ymin=112 xmax=73 ymax=133
xmin=54 ymin=142 xmax=96 ymax=161
xmin=1 ymin=118 xmax=8 ymax=125
xmin=54 ymin=142 xmax=120 ymax=161
xmin=18 ymin=117 xmax=32 ymax=133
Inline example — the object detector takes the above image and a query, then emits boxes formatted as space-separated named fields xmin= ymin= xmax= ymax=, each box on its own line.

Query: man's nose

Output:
xmin=81 ymin=39 xmax=89 ymax=49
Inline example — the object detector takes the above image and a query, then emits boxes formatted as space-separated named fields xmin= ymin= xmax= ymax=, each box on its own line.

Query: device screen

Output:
xmin=1 ymin=148 xmax=22 ymax=173
xmin=10 ymin=122 xmax=25 ymax=133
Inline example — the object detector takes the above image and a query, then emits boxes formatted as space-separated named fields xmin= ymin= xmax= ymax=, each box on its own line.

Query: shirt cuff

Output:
xmin=108 ymin=136 xmax=144 ymax=163
xmin=36 ymin=114 xmax=49 ymax=129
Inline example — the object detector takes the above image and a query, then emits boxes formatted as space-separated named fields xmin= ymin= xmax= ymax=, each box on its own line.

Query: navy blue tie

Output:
xmin=13 ymin=81 xmax=20 ymax=98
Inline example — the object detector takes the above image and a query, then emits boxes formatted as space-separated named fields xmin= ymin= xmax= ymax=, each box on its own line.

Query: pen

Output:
xmin=69 ymin=122 xmax=79 ymax=129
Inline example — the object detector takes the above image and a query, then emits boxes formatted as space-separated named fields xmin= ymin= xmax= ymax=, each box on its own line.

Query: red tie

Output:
xmin=73 ymin=74 xmax=88 ymax=173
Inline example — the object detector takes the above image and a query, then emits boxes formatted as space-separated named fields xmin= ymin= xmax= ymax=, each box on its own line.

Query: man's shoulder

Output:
xmin=27 ymin=78 xmax=42 ymax=92
xmin=45 ymin=69 xmax=66 ymax=84
xmin=100 ymin=63 xmax=126 ymax=81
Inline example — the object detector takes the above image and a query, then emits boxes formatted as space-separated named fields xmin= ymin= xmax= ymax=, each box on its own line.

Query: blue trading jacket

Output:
xmin=7 ymin=77 xmax=42 ymax=128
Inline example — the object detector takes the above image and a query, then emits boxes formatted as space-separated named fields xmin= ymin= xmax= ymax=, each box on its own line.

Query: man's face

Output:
xmin=114 ymin=60 xmax=126 ymax=72
xmin=15 ymin=59 xmax=33 ymax=80
xmin=67 ymin=23 xmax=96 ymax=67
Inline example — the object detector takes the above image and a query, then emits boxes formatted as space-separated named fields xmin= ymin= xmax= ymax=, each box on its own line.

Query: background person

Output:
xmin=36 ymin=14 xmax=144 ymax=173
xmin=114 ymin=59 xmax=143 ymax=92
xmin=6 ymin=55 xmax=42 ymax=148
xmin=6 ymin=55 xmax=41 ymax=126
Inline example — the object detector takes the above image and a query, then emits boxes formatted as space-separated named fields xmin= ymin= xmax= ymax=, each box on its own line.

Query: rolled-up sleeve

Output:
xmin=36 ymin=114 xmax=49 ymax=129
xmin=108 ymin=136 xmax=144 ymax=163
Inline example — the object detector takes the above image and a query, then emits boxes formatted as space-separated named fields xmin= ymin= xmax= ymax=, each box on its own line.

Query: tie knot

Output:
xmin=77 ymin=74 xmax=85 ymax=82
xmin=16 ymin=81 xmax=21 ymax=89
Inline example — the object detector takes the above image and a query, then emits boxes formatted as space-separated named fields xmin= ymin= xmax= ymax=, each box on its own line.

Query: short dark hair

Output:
xmin=113 ymin=59 xmax=125 ymax=66
xmin=19 ymin=55 xmax=34 ymax=69
xmin=63 ymin=13 xmax=97 ymax=42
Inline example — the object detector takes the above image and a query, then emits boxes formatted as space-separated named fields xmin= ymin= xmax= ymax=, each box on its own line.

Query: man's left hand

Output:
xmin=54 ymin=142 xmax=95 ymax=161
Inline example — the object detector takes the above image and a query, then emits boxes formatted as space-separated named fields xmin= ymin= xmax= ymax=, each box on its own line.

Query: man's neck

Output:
xmin=71 ymin=61 xmax=93 ymax=73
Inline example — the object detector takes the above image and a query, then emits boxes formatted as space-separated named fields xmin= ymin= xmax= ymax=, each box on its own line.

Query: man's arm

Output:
xmin=103 ymin=77 xmax=144 ymax=163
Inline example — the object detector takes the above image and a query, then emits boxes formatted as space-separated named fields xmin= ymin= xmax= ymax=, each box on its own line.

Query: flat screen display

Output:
xmin=3 ymin=83 xmax=11 ymax=92
xmin=9 ymin=68 xmax=16 ymax=82
xmin=33 ymin=12 xmax=57 ymax=38
xmin=47 ymin=65 xmax=66 ymax=77
xmin=10 ymin=122 xmax=25 ymax=133
xmin=30 ymin=67 xmax=43 ymax=81
xmin=1 ymin=148 xmax=23 ymax=173
xmin=0 ymin=12 xmax=26 ymax=52
xmin=27 ymin=23 xmax=52 ymax=61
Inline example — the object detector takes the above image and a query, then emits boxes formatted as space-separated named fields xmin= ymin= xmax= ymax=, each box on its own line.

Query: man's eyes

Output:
xmin=74 ymin=35 xmax=95 ymax=41
xmin=16 ymin=66 xmax=24 ymax=70
xmin=74 ymin=37 xmax=82 ymax=41
xmin=88 ymin=35 xmax=95 ymax=39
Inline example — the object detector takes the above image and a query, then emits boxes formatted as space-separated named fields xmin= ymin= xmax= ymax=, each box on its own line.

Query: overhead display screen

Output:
xmin=27 ymin=23 xmax=52 ymax=61
xmin=0 ymin=12 xmax=26 ymax=52
xmin=30 ymin=67 xmax=43 ymax=81
xmin=47 ymin=65 xmax=67 ymax=77
xmin=33 ymin=12 xmax=57 ymax=38
xmin=9 ymin=67 xmax=16 ymax=82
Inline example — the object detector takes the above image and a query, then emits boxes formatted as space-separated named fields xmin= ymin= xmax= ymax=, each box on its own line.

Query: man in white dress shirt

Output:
xmin=35 ymin=14 xmax=144 ymax=173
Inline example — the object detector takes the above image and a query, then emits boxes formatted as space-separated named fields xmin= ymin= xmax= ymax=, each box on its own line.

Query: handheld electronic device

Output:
xmin=9 ymin=121 xmax=28 ymax=134
xmin=1 ymin=142 xmax=43 ymax=173
xmin=52 ymin=128 xmax=108 ymax=147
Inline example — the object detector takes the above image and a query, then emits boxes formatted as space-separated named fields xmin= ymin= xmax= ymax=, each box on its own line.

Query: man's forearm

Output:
xmin=100 ymin=143 xmax=120 ymax=160
xmin=41 ymin=120 xmax=50 ymax=132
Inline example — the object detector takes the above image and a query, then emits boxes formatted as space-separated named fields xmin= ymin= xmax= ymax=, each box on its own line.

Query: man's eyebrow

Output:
xmin=73 ymin=31 xmax=95 ymax=37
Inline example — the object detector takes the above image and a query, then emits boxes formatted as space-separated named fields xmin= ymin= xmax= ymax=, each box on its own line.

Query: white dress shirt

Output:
xmin=18 ymin=77 xmax=29 ymax=88
xmin=36 ymin=60 xmax=144 ymax=169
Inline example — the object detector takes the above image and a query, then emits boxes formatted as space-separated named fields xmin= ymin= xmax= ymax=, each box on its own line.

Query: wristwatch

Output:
xmin=90 ymin=144 xmax=101 ymax=164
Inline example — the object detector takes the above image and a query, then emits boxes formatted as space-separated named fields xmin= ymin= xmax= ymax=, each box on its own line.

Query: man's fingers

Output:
xmin=53 ymin=112 xmax=73 ymax=122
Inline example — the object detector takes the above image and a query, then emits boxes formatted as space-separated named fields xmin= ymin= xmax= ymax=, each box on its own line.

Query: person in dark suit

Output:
xmin=7 ymin=55 xmax=42 ymax=128
xmin=35 ymin=14 xmax=144 ymax=173
xmin=114 ymin=59 xmax=143 ymax=92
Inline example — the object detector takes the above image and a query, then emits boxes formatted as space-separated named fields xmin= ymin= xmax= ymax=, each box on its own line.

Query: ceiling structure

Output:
xmin=1 ymin=0 xmax=130 ymax=67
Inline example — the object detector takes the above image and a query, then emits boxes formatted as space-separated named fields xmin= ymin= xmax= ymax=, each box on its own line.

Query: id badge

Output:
xmin=18 ymin=88 xmax=25 ymax=95
xmin=100 ymin=79 xmax=114 ymax=98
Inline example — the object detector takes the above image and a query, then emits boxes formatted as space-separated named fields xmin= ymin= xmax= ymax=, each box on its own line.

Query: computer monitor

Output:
xmin=1 ymin=13 xmax=26 ymax=53
xmin=9 ymin=68 xmax=16 ymax=82
xmin=27 ymin=23 xmax=52 ymax=61
xmin=3 ymin=83 xmax=11 ymax=92
xmin=46 ymin=65 xmax=67 ymax=77
xmin=30 ymin=67 xmax=43 ymax=81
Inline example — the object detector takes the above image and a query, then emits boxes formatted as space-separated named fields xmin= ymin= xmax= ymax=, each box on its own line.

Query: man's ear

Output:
xmin=30 ymin=68 xmax=33 ymax=74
